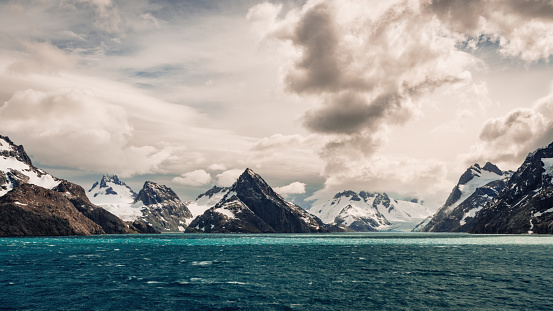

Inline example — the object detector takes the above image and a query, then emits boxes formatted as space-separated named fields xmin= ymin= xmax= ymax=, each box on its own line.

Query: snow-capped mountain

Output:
xmin=188 ymin=168 xmax=329 ymax=233
xmin=419 ymin=162 xmax=512 ymax=232
xmin=0 ymin=135 xmax=60 ymax=196
xmin=87 ymin=175 xmax=142 ymax=221
xmin=309 ymin=191 xmax=433 ymax=231
xmin=470 ymin=143 xmax=553 ymax=234
xmin=134 ymin=181 xmax=193 ymax=232
xmin=0 ymin=135 xmax=143 ymax=236
xmin=187 ymin=186 xmax=230 ymax=217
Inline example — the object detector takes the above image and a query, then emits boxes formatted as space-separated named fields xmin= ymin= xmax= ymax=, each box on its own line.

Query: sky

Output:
xmin=0 ymin=0 xmax=553 ymax=208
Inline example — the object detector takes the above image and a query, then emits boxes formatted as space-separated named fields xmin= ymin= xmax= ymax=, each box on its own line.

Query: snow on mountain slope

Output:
xmin=309 ymin=191 xmax=433 ymax=231
xmin=471 ymin=143 xmax=553 ymax=234
xmin=134 ymin=181 xmax=193 ymax=232
xmin=420 ymin=162 xmax=512 ymax=232
xmin=0 ymin=136 xmax=59 ymax=196
xmin=187 ymin=186 xmax=230 ymax=217
xmin=87 ymin=175 xmax=142 ymax=221
xmin=189 ymin=169 xmax=329 ymax=233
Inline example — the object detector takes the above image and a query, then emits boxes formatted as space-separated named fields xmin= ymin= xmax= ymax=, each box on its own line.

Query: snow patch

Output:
xmin=542 ymin=158 xmax=553 ymax=177
xmin=215 ymin=207 xmax=236 ymax=219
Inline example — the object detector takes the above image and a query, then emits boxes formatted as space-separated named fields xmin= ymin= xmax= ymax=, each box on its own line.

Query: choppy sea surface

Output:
xmin=1 ymin=233 xmax=553 ymax=310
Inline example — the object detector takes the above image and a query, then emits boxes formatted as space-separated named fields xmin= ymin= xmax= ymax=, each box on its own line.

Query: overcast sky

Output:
xmin=1 ymin=0 xmax=553 ymax=208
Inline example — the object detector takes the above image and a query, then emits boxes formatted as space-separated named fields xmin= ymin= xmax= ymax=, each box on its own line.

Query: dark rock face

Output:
xmin=189 ymin=169 xmax=330 ymax=233
xmin=423 ymin=179 xmax=507 ymax=232
xmin=470 ymin=143 xmax=553 ymax=234
xmin=187 ymin=196 xmax=274 ymax=233
xmin=135 ymin=181 xmax=193 ymax=232
xmin=0 ymin=184 xmax=105 ymax=237
xmin=136 ymin=181 xmax=181 ymax=206
xmin=420 ymin=163 xmax=510 ymax=232
xmin=54 ymin=181 xmax=129 ymax=234
xmin=127 ymin=220 xmax=160 ymax=234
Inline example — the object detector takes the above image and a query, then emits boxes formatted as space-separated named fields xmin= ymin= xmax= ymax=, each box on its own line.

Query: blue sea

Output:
xmin=1 ymin=233 xmax=553 ymax=310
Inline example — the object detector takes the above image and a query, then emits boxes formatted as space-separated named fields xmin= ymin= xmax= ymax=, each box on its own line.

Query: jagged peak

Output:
xmin=0 ymin=135 xmax=33 ymax=166
xmin=458 ymin=164 xmax=482 ymax=185
xmin=196 ymin=185 xmax=229 ymax=200
xmin=333 ymin=190 xmax=359 ymax=199
xmin=135 ymin=181 xmax=181 ymax=205
xmin=101 ymin=174 xmax=122 ymax=183
xmin=482 ymin=162 xmax=503 ymax=176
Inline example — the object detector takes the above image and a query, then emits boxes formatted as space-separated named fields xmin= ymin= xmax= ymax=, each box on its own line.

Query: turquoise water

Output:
xmin=1 ymin=233 xmax=553 ymax=310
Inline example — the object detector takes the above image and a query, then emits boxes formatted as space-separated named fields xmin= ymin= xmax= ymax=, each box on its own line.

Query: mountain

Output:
xmin=0 ymin=183 xmax=104 ymax=236
xmin=419 ymin=162 xmax=512 ymax=232
xmin=470 ymin=143 xmax=553 ymax=234
xmin=187 ymin=186 xmax=230 ymax=218
xmin=0 ymin=135 xmax=156 ymax=236
xmin=187 ymin=168 xmax=329 ymax=233
xmin=134 ymin=181 xmax=193 ymax=232
xmin=309 ymin=191 xmax=433 ymax=231
xmin=87 ymin=175 xmax=142 ymax=221
xmin=0 ymin=135 xmax=60 ymax=196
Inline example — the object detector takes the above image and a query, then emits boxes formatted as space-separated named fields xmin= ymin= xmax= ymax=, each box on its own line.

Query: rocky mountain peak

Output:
xmin=482 ymin=162 xmax=503 ymax=175
xmin=233 ymin=168 xmax=282 ymax=201
xmin=458 ymin=164 xmax=482 ymax=185
xmin=99 ymin=175 xmax=125 ymax=188
xmin=333 ymin=190 xmax=361 ymax=201
xmin=135 ymin=181 xmax=180 ymax=205
xmin=0 ymin=135 xmax=33 ymax=166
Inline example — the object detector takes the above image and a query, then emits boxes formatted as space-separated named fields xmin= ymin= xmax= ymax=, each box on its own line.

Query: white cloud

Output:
xmin=308 ymin=155 xmax=450 ymax=210
xmin=207 ymin=163 xmax=227 ymax=171
xmin=0 ymin=88 xmax=173 ymax=177
xmin=216 ymin=169 xmax=243 ymax=187
xmin=8 ymin=41 xmax=77 ymax=75
xmin=274 ymin=181 xmax=306 ymax=198
xmin=172 ymin=169 xmax=212 ymax=186
xmin=426 ymin=0 xmax=553 ymax=63
xmin=462 ymin=87 xmax=553 ymax=167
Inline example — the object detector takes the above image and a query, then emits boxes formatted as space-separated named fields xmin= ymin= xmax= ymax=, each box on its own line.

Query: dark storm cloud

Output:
xmin=303 ymin=92 xmax=406 ymax=134
xmin=285 ymin=2 xmax=342 ymax=94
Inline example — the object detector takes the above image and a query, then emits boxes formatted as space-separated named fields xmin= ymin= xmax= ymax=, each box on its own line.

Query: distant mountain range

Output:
xmin=4 ymin=133 xmax=553 ymax=235
xmin=309 ymin=191 xmax=435 ymax=231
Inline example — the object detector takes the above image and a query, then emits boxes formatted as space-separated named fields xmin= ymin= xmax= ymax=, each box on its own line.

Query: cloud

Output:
xmin=308 ymin=155 xmax=450 ymax=209
xmin=77 ymin=0 xmax=123 ymax=34
xmin=462 ymin=89 xmax=553 ymax=166
xmin=216 ymin=169 xmax=243 ymax=187
xmin=425 ymin=0 xmax=553 ymax=63
xmin=172 ymin=169 xmax=212 ymax=186
xmin=274 ymin=182 xmax=306 ymax=198
xmin=249 ymin=0 xmax=476 ymax=199
xmin=0 ymin=88 xmax=174 ymax=177
xmin=207 ymin=163 xmax=227 ymax=171
xmin=8 ymin=41 xmax=77 ymax=75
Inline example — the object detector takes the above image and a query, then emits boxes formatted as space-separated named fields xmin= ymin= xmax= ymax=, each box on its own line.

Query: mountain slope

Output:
xmin=0 ymin=183 xmax=104 ymax=237
xmin=189 ymin=169 xmax=329 ymax=233
xmin=470 ymin=143 xmax=553 ymax=234
xmin=87 ymin=175 xmax=143 ymax=221
xmin=420 ymin=162 xmax=512 ymax=232
xmin=0 ymin=136 xmax=60 ymax=196
xmin=134 ymin=181 xmax=193 ymax=232
xmin=310 ymin=191 xmax=433 ymax=231
xmin=187 ymin=186 xmax=229 ymax=218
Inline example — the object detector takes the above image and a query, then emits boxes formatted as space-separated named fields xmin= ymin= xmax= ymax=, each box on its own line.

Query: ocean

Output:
xmin=1 ymin=233 xmax=552 ymax=310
